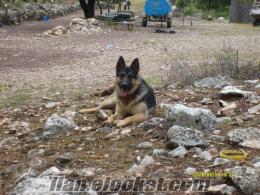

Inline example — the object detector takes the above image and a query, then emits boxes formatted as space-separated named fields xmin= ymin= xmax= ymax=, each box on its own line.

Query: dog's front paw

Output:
xmin=116 ymin=120 xmax=128 ymax=128
xmin=105 ymin=116 xmax=115 ymax=124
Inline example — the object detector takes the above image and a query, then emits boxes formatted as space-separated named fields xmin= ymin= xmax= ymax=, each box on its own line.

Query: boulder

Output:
xmin=42 ymin=114 xmax=78 ymax=139
xmin=162 ymin=104 xmax=217 ymax=131
xmin=167 ymin=126 xmax=206 ymax=148
xmin=228 ymin=127 xmax=260 ymax=149
xmin=194 ymin=75 xmax=231 ymax=88
xmin=228 ymin=166 xmax=260 ymax=195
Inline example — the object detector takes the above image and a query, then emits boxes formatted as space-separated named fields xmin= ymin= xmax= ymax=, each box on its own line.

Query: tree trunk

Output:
xmin=79 ymin=0 xmax=96 ymax=18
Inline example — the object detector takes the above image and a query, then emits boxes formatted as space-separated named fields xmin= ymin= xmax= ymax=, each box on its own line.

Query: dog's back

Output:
xmin=138 ymin=79 xmax=156 ymax=112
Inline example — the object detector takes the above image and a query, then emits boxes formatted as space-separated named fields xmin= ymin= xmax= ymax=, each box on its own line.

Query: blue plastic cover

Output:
xmin=144 ymin=0 xmax=172 ymax=17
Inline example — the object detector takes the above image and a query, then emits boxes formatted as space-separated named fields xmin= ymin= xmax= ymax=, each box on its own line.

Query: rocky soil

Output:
xmin=0 ymin=11 xmax=260 ymax=195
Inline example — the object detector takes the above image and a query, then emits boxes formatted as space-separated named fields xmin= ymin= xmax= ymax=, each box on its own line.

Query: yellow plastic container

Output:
xmin=220 ymin=149 xmax=248 ymax=160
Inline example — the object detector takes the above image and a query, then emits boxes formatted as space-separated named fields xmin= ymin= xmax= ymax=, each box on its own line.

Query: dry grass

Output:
xmin=131 ymin=0 xmax=145 ymax=12
xmin=163 ymin=42 xmax=260 ymax=87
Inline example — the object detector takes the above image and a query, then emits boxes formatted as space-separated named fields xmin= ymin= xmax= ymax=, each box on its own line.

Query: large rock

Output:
xmin=42 ymin=114 xmax=78 ymax=139
xmin=167 ymin=126 xmax=206 ymax=148
xmin=218 ymin=86 xmax=255 ymax=98
xmin=162 ymin=104 xmax=217 ymax=131
xmin=228 ymin=127 xmax=260 ymax=149
xmin=228 ymin=166 xmax=260 ymax=195
xmin=14 ymin=166 xmax=97 ymax=194
xmin=194 ymin=75 xmax=231 ymax=88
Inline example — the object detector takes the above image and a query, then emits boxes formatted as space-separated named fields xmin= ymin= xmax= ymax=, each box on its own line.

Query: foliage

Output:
xmin=176 ymin=0 xmax=231 ymax=19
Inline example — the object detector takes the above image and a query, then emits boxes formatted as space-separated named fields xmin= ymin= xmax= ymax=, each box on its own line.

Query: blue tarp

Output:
xmin=144 ymin=0 xmax=172 ymax=17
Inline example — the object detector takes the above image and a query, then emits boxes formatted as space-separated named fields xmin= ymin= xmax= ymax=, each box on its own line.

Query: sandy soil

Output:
xmin=0 ymin=11 xmax=259 ymax=105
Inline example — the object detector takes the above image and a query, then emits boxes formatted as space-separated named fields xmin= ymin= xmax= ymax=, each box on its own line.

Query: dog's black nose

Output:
xmin=121 ymin=83 xmax=128 ymax=90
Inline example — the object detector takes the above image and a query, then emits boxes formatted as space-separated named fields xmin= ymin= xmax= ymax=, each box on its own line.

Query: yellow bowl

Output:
xmin=219 ymin=149 xmax=248 ymax=160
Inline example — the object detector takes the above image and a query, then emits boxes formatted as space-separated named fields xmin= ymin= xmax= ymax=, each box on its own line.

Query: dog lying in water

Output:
xmin=79 ymin=56 xmax=156 ymax=127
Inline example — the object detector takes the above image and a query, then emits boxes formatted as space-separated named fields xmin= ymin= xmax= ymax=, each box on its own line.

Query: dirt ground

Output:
xmin=0 ymin=10 xmax=260 ymax=106
xmin=0 ymin=10 xmax=260 ymax=194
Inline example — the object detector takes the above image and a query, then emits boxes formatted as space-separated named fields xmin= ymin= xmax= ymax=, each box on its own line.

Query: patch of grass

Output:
xmin=0 ymin=89 xmax=32 ymax=108
xmin=145 ymin=76 xmax=162 ymax=87
xmin=0 ymin=84 xmax=7 ymax=93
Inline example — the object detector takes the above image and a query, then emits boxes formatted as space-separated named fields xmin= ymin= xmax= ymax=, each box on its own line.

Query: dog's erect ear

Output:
xmin=130 ymin=58 xmax=139 ymax=76
xmin=116 ymin=56 xmax=126 ymax=75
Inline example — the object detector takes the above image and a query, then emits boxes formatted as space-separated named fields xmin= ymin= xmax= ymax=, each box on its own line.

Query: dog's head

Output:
xmin=115 ymin=56 xmax=140 ymax=97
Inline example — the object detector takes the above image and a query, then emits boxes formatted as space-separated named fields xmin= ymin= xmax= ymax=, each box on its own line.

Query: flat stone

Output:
xmin=244 ymin=80 xmax=259 ymax=85
xmin=208 ymin=184 xmax=236 ymax=195
xmin=213 ymin=158 xmax=231 ymax=166
xmin=168 ymin=146 xmax=188 ymax=158
xmin=137 ymin=141 xmax=153 ymax=149
xmin=137 ymin=117 xmax=165 ymax=131
xmin=248 ymin=104 xmax=260 ymax=114
xmin=194 ymin=75 xmax=231 ymax=88
xmin=255 ymin=84 xmax=260 ymax=89
xmin=184 ymin=167 xmax=196 ymax=175
xmin=152 ymin=149 xmax=168 ymax=157
xmin=45 ymin=102 xmax=60 ymax=109
xmin=127 ymin=155 xmax=155 ymax=176
xmin=198 ymin=151 xmax=212 ymax=161
xmin=218 ymin=86 xmax=255 ymax=98
xmin=167 ymin=126 xmax=206 ymax=148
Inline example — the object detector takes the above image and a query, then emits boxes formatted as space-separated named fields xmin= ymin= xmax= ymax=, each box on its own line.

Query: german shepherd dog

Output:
xmin=79 ymin=56 xmax=156 ymax=127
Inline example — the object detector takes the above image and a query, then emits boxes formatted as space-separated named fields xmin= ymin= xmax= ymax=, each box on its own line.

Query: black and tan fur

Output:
xmin=79 ymin=56 xmax=156 ymax=127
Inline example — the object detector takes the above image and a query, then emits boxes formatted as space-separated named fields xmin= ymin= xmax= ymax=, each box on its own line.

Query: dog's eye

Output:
xmin=120 ymin=73 xmax=125 ymax=77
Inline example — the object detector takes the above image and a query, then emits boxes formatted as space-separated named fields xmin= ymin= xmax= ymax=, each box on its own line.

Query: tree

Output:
xmin=79 ymin=0 xmax=96 ymax=18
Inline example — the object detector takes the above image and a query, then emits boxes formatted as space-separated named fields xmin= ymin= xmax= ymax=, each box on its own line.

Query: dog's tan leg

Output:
xmin=116 ymin=102 xmax=148 ymax=127
xmin=105 ymin=107 xmax=123 ymax=124
xmin=79 ymin=94 xmax=116 ymax=114
xmin=116 ymin=113 xmax=148 ymax=127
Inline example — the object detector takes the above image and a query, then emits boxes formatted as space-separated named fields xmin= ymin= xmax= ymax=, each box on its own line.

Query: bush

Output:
xmin=176 ymin=0 xmax=231 ymax=19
